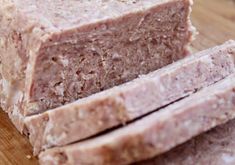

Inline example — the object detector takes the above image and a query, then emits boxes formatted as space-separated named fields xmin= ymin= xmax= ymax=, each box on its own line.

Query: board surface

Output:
xmin=1 ymin=0 xmax=235 ymax=164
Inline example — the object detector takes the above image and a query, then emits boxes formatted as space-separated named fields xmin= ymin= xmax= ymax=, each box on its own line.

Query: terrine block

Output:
xmin=25 ymin=41 xmax=235 ymax=155
xmin=0 ymin=0 xmax=194 ymax=132
xmin=39 ymin=74 xmax=235 ymax=165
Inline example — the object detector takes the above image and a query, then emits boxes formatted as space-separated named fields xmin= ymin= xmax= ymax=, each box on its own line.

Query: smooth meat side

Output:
xmin=24 ymin=41 xmax=235 ymax=155
xmin=39 ymin=75 xmax=235 ymax=165
xmin=0 ymin=0 xmax=51 ymax=131
xmin=0 ymin=0 xmax=194 ymax=132
xmin=137 ymin=119 xmax=235 ymax=165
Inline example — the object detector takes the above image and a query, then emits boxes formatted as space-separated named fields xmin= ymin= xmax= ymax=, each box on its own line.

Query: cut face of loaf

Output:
xmin=24 ymin=40 xmax=235 ymax=155
xmin=0 ymin=0 xmax=194 ymax=132
xmin=138 ymin=119 xmax=235 ymax=165
xmin=39 ymin=74 xmax=235 ymax=165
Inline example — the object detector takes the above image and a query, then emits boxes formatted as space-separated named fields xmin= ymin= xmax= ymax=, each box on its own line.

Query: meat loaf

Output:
xmin=0 ymin=0 xmax=194 ymax=132
xmin=39 ymin=74 xmax=235 ymax=165
xmin=25 ymin=40 xmax=235 ymax=155
xmin=137 ymin=119 xmax=235 ymax=165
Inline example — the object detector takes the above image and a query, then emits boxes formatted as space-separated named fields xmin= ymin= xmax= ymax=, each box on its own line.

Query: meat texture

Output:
xmin=25 ymin=41 xmax=235 ymax=155
xmin=137 ymin=119 xmax=235 ymax=165
xmin=0 ymin=0 xmax=194 ymax=132
xmin=39 ymin=74 xmax=235 ymax=165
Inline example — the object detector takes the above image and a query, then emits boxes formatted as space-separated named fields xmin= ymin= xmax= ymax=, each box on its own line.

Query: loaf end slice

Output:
xmin=25 ymin=40 xmax=235 ymax=155
xmin=39 ymin=74 xmax=235 ymax=165
xmin=137 ymin=118 xmax=235 ymax=165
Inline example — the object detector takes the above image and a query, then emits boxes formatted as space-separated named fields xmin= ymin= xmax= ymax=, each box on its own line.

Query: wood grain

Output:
xmin=0 ymin=0 xmax=235 ymax=164
xmin=0 ymin=111 xmax=38 ymax=165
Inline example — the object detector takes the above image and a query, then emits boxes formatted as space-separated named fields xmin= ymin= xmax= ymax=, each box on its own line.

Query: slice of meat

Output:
xmin=137 ymin=119 xmax=235 ymax=165
xmin=0 ymin=0 xmax=194 ymax=132
xmin=24 ymin=40 xmax=235 ymax=155
xmin=38 ymin=74 xmax=235 ymax=165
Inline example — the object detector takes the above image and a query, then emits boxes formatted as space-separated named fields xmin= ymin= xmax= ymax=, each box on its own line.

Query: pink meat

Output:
xmin=0 ymin=0 xmax=194 ymax=132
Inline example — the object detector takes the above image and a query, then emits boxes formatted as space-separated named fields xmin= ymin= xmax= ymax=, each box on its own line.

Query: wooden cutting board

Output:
xmin=1 ymin=0 xmax=235 ymax=164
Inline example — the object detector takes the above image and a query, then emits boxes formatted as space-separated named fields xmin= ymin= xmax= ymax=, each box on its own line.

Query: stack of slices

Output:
xmin=1 ymin=0 xmax=235 ymax=165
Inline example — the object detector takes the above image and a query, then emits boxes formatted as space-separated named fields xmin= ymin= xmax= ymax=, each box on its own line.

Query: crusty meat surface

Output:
xmin=137 ymin=119 xmax=235 ymax=165
xmin=0 ymin=0 xmax=194 ymax=132
xmin=25 ymin=40 xmax=235 ymax=155
xmin=39 ymin=74 xmax=235 ymax=165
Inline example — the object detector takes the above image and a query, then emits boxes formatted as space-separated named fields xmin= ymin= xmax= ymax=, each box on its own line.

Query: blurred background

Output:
xmin=191 ymin=0 xmax=235 ymax=52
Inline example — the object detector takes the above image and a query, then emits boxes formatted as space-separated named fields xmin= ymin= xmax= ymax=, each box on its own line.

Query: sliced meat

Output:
xmin=38 ymin=74 xmax=235 ymax=165
xmin=137 ymin=118 xmax=235 ymax=165
xmin=25 ymin=41 xmax=235 ymax=155
xmin=0 ymin=0 xmax=194 ymax=132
